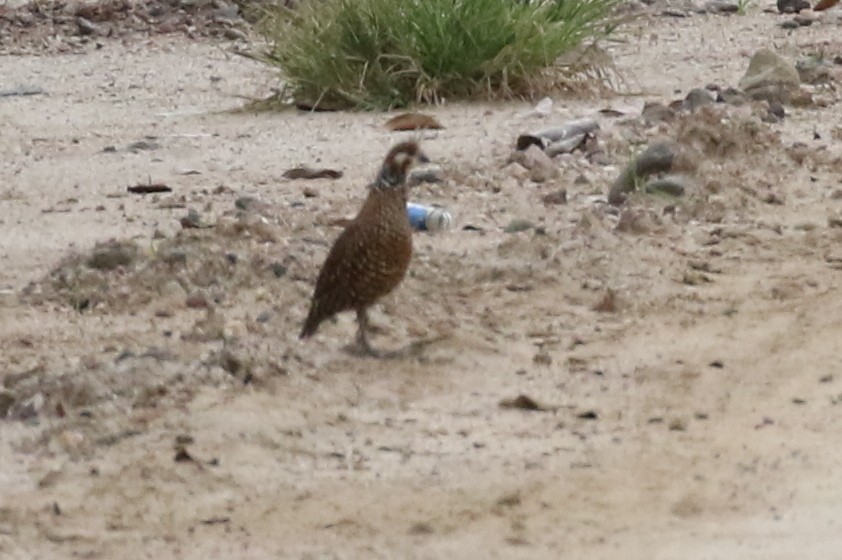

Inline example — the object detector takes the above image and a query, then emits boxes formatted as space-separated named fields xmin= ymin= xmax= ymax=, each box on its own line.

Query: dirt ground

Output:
xmin=3 ymin=3 xmax=842 ymax=559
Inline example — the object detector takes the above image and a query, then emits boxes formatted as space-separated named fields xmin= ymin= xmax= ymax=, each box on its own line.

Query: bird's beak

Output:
xmin=417 ymin=152 xmax=430 ymax=165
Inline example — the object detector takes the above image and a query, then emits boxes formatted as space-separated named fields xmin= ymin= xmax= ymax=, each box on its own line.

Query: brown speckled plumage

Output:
xmin=300 ymin=141 xmax=427 ymax=354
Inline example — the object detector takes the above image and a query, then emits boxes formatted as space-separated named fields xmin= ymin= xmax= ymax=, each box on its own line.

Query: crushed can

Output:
xmin=406 ymin=203 xmax=452 ymax=232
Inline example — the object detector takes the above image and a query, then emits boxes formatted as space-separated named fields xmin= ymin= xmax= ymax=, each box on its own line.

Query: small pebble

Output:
xmin=541 ymin=189 xmax=567 ymax=205
xmin=86 ymin=242 xmax=136 ymax=270
xmin=270 ymin=263 xmax=287 ymax=278
xmin=532 ymin=351 xmax=552 ymax=366
xmin=504 ymin=219 xmax=534 ymax=233
xmin=408 ymin=168 xmax=444 ymax=186
xmin=224 ymin=28 xmax=248 ymax=41
xmin=127 ymin=139 xmax=160 ymax=152
xmin=235 ymin=196 xmax=264 ymax=212
xmin=185 ymin=294 xmax=209 ymax=309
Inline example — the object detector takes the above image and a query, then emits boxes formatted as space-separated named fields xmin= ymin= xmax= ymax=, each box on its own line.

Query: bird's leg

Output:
xmin=355 ymin=308 xmax=382 ymax=357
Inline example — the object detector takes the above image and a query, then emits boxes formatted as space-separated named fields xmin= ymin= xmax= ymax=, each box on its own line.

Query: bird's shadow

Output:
xmin=343 ymin=334 xmax=450 ymax=360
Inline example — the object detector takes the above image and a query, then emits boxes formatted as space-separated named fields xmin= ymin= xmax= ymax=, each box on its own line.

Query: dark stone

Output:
xmin=270 ymin=263 xmax=287 ymax=278
xmin=86 ymin=241 xmax=137 ymax=271
xmin=682 ymin=88 xmax=716 ymax=112
xmin=777 ymin=0 xmax=810 ymax=12
xmin=541 ymin=189 xmax=568 ymax=206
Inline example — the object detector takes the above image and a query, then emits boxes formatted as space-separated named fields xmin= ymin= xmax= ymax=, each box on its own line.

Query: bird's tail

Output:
xmin=299 ymin=305 xmax=321 ymax=339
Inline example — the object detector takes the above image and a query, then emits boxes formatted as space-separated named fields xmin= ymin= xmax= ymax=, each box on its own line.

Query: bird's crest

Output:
xmin=375 ymin=140 xmax=429 ymax=188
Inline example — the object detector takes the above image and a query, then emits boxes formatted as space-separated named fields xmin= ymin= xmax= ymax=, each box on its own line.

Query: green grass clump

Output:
xmin=735 ymin=0 xmax=753 ymax=14
xmin=254 ymin=0 xmax=622 ymax=110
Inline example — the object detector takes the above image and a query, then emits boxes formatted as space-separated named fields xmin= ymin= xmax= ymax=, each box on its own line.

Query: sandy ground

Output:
xmin=3 ymin=4 xmax=842 ymax=559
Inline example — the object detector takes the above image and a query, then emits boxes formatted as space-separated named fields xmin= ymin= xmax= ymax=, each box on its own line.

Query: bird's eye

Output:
xmin=392 ymin=153 xmax=408 ymax=167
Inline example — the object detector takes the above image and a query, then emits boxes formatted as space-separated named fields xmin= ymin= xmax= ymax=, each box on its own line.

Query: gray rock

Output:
xmin=504 ymin=219 xmax=535 ymax=233
xmin=224 ymin=28 xmax=248 ymax=41
xmin=777 ymin=0 xmax=810 ymax=12
xmin=509 ymin=145 xmax=558 ymax=183
xmin=796 ymin=56 xmax=831 ymax=84
xmin=738 ymin=49 xmax=800 ymax=95
xmin=641 ymin=101 xmax=676 ymax=125
xmin=644 ymin=175 xmax=691 ymax=197
xmin=682 ymin=88 xmax=716 ymax=112
xmin=703 ymin=0 xmax=739 ymax=12
xmin=75 ymin=16 xmax=103 ymax=36
xmin=234 ymin=196 xmax=265 ymax=212
xmin=408 ymin=167 xmax=444 ymax=186
xmin=609 ymin=142 xmax=686 ymax=205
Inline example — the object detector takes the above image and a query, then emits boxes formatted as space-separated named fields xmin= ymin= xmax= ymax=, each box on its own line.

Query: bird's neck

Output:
xmin=356 ymin=181 xmax=410 ymax=228
xmin=369 ymin=165 xmax=410 ymax=201
xmin=366 ymin=182 xmax=409 ymax=206
xmin=375 ymin=165 xmax=406 ymax=188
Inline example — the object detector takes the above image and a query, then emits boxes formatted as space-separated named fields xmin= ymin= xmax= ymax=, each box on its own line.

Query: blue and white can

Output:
xmin=406 ymin=203 xmax=452 ymax=232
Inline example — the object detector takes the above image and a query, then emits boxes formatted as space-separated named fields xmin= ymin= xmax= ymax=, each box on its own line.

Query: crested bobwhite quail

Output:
xmin=300 ymin=140 xmax=429 ymax=356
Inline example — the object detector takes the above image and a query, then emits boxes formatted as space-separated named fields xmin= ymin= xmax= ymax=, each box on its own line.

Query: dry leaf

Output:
xmin=499 ymin=394 xmax=553 ymax=411
xmin=283 ymin=167 xmax=343 ymax=180
xmin=385 ymin=112 xmax=443 ymax=131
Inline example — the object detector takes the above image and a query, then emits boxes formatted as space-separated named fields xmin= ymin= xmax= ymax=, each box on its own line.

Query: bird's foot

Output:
xmin=386 ymin=335 xmax=449 ymax=358
xmin=345 ymin=334 xmax=448 ymax=360
xmin=343 ymin=328 xmax=384 ymax=358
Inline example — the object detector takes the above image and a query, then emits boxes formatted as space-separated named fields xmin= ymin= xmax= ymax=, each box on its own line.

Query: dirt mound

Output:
xmin=604 ymin=103 xmax=795 ymax=220
xmin=2 ymin=348 xmax=227 ymax=431
xmin=674 ymin=104 xmax=781 ymax=158
xmin=22 ymin=212 xmax=294 ymax=314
